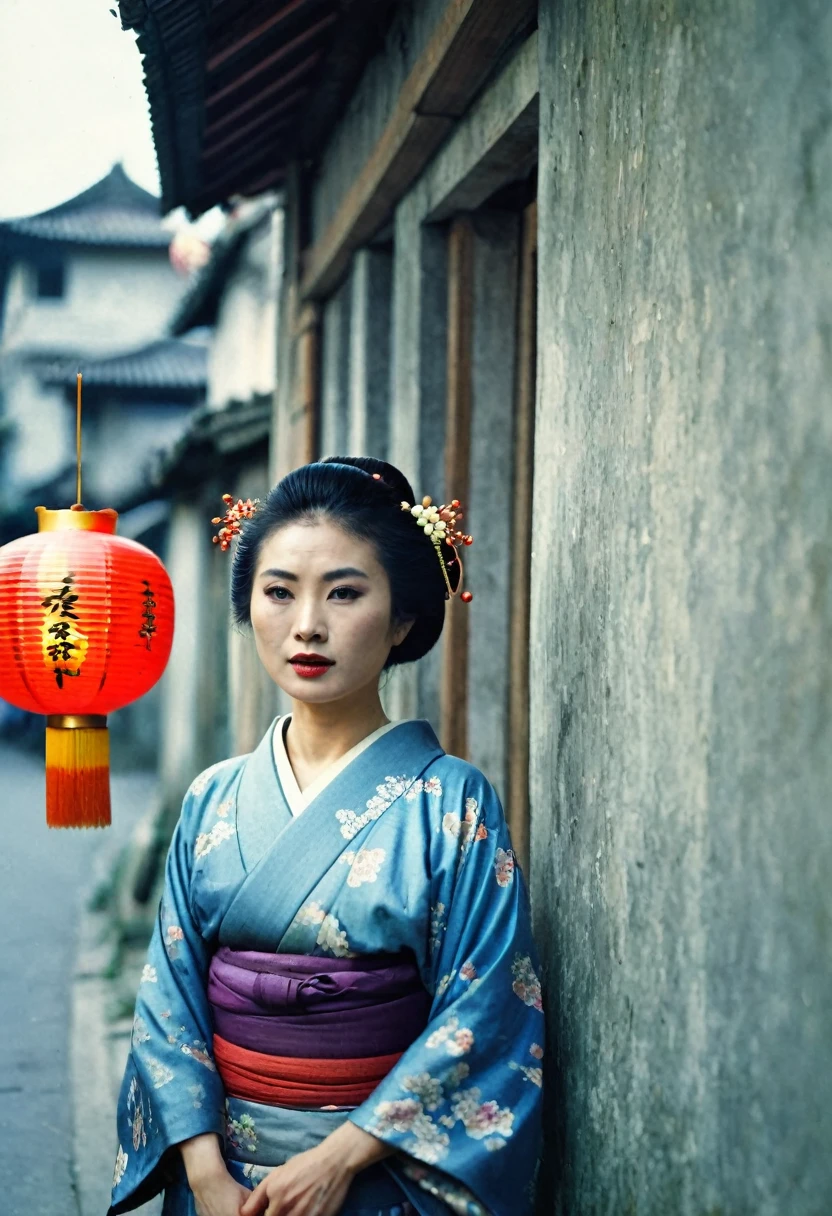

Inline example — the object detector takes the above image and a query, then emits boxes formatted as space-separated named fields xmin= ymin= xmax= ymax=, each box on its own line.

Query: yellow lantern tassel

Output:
xmin=45 ymin=715 xmax=111 ymax=828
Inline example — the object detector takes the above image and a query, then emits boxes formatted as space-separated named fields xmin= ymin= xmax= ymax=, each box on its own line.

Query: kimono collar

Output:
xmin=221 ymin=717 xmax=444 ymax=950
xmin=273 ymin=715 xmax=404 ymax=817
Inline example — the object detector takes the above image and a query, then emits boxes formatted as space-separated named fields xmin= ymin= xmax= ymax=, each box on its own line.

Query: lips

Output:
xmin=289 ymin=653 xmax=335 ymax=679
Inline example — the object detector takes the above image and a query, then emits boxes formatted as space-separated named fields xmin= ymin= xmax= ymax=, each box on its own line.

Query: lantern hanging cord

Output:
xmin=75 ymin=372 xmax=83 ymax=507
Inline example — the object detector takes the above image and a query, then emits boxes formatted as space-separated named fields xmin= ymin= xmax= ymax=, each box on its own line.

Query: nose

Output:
xmin=292 ymin=595 xmax=328 ymax=644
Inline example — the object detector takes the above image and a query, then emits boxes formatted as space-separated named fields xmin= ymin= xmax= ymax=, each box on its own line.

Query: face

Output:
xmin=249 ymin=517 xmax=413 ymax=705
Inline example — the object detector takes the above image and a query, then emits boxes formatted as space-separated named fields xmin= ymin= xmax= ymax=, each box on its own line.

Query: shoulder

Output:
xmin=181 ymin=754 xmax=248 ymax=829
xmin=186 ymin=753 xmax=248 ymax=799
xmin=425 ymin=752 xmax=506 ymax=828
xmin=430 ymin=751 xmax=498 ymax=796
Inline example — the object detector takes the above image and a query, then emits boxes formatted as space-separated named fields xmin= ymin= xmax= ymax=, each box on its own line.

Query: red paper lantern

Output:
xmin=0 ymin=505 xmax=175 ymax=828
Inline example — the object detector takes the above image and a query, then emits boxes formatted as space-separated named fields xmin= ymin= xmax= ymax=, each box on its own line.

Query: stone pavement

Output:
xmin=0 ymin=740 xmax=160 ymax=1216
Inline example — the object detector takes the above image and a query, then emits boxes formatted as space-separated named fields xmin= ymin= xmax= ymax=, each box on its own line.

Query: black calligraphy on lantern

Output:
xmin=139 ymin=579 xmax=157 ymax=650
xmin=42 ymin=572 xmax=82 ymax=688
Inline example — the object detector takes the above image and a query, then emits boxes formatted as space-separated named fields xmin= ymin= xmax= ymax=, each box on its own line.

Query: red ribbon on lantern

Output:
xmin=0 ymin=374 xmax=174 ymax=828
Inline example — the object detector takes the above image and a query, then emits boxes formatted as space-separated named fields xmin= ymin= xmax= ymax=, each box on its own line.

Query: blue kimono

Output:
xmin=110 ymin=719 xmax=543 ymax=1215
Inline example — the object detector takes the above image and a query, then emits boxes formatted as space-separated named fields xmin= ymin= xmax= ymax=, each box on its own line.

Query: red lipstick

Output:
xmin=289 ymin=653 xmax=335 ymax=679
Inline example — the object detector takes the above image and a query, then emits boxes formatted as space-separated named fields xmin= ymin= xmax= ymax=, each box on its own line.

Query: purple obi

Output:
xmin=207 ymin=948 xmax=431 ymax=1058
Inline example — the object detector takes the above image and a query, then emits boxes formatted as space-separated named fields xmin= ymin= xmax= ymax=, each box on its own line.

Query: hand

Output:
xmin=238 ymin=1144 xmax=353 ymax=1216
xmin=191 ymin=1167 xmax=251 ymax=1216
xmin=180 ymin=1133 xmax=249 ymax=1216
xmin=240 ymin=1121 xmax=391 ymax=1216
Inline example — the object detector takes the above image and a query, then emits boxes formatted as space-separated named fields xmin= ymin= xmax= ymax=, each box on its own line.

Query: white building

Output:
xmin=0 ymin=163 xmax=200 ymax=515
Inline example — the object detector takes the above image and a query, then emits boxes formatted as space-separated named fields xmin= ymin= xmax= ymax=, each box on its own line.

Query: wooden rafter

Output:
xmin=203 ymin=51 xmax=322 ymax=139
xmin=207 ymin=0 xmax=326 ymax=72
xmin=205 ymin=12 xmax=338 ymax=111
xmin=202 ymin=91 xmax=308 ymax=162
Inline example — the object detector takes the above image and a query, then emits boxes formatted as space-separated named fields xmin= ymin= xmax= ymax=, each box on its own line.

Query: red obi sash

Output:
xmin=213 ymin=1034 xmax=403 ymax=1107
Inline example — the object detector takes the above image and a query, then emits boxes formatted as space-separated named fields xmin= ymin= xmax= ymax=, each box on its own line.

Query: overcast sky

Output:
xmin=0 ymin=0 xmax=160 ymax=220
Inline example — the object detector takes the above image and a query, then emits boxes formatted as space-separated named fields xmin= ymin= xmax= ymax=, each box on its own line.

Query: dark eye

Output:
xmin=330 ymin=586 xmax=362 ymax=602
xmin=266 ymin=586 xmax=292 ymax=601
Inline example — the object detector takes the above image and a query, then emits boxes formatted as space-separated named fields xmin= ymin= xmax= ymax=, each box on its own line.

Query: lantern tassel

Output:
xmin=45 ymin=716 xmax=111 ymax=828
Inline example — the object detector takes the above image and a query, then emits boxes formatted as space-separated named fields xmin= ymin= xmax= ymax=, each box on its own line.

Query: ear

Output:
xmin=391 ymin=617 xmax=415 ymax=648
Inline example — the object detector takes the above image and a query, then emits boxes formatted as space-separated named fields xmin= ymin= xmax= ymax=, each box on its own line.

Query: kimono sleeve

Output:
xmin=350 ymin=773 xmax=543 ymax=1216
xmin=109 ymin=789 xmax=226 ymax=1214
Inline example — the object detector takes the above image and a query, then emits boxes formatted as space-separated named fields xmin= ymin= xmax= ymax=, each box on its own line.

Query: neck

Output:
xmin=286 ymin=682 xmax=389 ymax=773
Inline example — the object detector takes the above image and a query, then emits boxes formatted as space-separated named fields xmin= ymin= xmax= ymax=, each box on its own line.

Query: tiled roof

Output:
xmin=45 ymin=337 xmax=208 ymax=392
xmin=0 ymin=164 xmax=170 ymax=249
xmin=118 ymin=0 xmax=397 ymax=216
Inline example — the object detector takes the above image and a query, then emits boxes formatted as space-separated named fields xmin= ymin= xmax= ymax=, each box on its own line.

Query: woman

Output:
xmin=110 ymin=457 xmax=543 ymax=1216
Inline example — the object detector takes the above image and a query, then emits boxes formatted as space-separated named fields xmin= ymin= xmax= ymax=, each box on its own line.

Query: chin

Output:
xmin=280 ymin=674 xmax=348 ymax=703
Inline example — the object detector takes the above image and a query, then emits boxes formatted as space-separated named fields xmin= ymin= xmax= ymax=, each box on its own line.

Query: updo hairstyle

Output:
xmin=230 ymin=456 xmax=452 ymax=667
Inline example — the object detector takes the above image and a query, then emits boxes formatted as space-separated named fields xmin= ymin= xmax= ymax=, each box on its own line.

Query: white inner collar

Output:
xmin=272 ymin=714 xmax=403 ymax=817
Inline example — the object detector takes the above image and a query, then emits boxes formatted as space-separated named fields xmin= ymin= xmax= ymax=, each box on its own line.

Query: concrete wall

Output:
xmin=531 ymin=1 xmax=832 ymax=1212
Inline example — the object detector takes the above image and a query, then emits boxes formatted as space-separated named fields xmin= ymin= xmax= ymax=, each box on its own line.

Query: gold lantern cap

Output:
xmin=35 ymin=505 xmax=118 ymax=534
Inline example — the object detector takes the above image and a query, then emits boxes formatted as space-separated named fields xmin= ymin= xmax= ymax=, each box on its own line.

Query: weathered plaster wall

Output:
xmin=208 ymin=211 xmax=281 ymax=410
xmin=531 ymin=1 xmax=832 ymax=1213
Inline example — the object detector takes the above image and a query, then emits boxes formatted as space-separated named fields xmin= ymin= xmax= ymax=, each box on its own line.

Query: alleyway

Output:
xmin=0 ymin=740 xmax=156 ymax=1216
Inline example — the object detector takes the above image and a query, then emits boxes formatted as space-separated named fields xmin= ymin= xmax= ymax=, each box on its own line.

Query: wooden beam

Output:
xmin=301 ymin=112 xmax=453 ymax=302
xmin=205 ymin=13 xmax=338 ymax=111
xmin=420 ymin=33 xmax=539 ymax=222
xmin=203 ymin=92 xmax=307 ymax=162
xmin=300 ymin=0 xmax=537 ymax=302
xmin=238 ymin=167 xmax=286 ymax=197
xmin=201 ymin=147 xmax=289 ymax=201
xmin=505 ymin=200 xmax=537 ymax=873
xmin=419 ymin=0 xmax=534 ymax=117
xmin=440 ymin=218 xmax=474 ymax=759
xmin=296 ymin=303 xmax=320 ymax=466
xmin=207 ymin=0 xmax=325 ymax=72
xmin=204 ymin=52 xmax=322 ymax=139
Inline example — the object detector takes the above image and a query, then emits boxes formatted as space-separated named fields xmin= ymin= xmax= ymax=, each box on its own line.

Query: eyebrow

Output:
xmin=259 ymin=567 xmax=370 ymax=582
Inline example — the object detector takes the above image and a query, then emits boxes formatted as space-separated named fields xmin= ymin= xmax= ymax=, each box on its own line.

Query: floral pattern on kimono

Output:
xmin=109 ymin=759 xmax=241 ymax=1214
xmin=348 ymin=764 xmax=543 ymax=1214
xmin=110 ymin=721 xmax=542 ymax=1216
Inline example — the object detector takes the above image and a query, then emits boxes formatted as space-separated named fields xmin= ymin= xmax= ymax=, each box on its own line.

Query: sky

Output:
xmin=0 ymin=0 xmax=161 ymax=220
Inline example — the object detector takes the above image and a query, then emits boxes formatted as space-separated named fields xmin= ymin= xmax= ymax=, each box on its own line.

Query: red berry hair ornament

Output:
xmin=398 ymin=494 xmax=474 ymax=602
xmin=211 ymin=493 xmax=260 ymax=550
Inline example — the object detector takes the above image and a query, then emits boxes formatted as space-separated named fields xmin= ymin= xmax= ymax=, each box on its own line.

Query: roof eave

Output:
xmin=121 ymin=0 xmax=210 ymax=216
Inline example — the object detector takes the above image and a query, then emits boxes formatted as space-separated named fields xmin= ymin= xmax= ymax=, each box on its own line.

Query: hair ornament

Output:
xmin=400 ymin=495 xmax=474 ymax=603
xmin=212 ymin=493 xmax=260 ymax=550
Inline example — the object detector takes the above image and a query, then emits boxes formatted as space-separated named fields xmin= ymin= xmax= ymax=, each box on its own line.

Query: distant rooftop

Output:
xmin=0 ymin=164 xmax=171 ymax=250
xmin=171 ymin=198 xmax=277 ymax=335
xmin=45 ymin=336 xmax=208 ymax=394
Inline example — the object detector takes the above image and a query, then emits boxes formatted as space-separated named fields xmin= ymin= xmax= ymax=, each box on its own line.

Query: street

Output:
xmin=0 ymin=739 xmax=156 ymax=1216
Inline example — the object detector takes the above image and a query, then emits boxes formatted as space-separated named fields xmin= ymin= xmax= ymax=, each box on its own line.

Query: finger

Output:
xmin=264 ymin=1195 xmax=286 ymax=1216
xmin=240 ymin=1179 xmax=268 ymax=1216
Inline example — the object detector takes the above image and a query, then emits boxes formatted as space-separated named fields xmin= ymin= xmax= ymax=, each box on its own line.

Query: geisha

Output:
xmin=109 ymin=456 xmax=543 ymax=1216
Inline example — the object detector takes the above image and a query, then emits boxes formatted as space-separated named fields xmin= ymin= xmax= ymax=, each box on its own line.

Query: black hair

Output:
xmin=230 ymin=456 xmax=452 ymax=667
